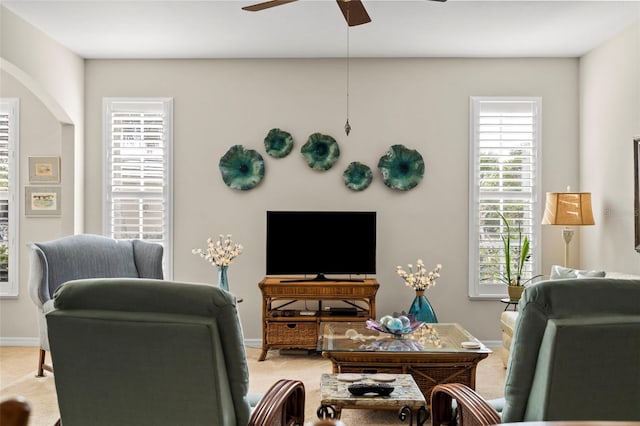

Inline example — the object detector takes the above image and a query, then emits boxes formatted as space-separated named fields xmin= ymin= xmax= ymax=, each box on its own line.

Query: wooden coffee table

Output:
xmin=318 ymin=322 xmax=491 ymax=402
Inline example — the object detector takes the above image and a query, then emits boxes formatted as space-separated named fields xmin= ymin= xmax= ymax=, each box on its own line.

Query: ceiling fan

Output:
xmin=242 ymin=0 xmax=447 ymax=27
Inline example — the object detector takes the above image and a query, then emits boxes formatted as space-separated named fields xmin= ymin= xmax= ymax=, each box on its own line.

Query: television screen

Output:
xmin=266 ymin=211 xmax=376 ymax=279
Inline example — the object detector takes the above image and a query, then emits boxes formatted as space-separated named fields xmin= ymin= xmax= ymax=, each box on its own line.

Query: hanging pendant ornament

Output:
xmin=344 ymin=4 xmax=351 ymax=136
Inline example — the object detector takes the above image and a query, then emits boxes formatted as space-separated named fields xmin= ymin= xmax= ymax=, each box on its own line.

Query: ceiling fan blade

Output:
xmin=336 ymin=0 xmax=372 ymax=27
xmin=242 ymin=0 xmax=298 ymax=12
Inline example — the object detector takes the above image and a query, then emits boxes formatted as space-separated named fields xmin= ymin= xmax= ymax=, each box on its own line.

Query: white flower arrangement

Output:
xmin=192 ymin=234 xmax=243 ymax=267
xmin=396 ymin=260 xmax=442 ymax=291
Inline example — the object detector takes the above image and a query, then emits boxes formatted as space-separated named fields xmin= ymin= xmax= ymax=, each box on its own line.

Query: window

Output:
xmin=103 ymin=98 xmax=173 ymax=278
xmin=469 ymin=97 xmax=542 ymax=299
xmin=0 ymin=99 xmax=19 ymax=297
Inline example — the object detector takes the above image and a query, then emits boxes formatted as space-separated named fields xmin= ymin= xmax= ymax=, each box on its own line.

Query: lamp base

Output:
xmin=562 ymin=227 xmax=575 ymax=267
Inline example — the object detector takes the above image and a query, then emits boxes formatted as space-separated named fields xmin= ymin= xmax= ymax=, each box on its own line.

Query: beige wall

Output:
xmin=0 ymin=5 xmax=84 ymax=232
xmin=0 ymin=5 xmax=82 ymax=343
xmin=13 ymin=4 xmax=639 ymax=344
xmin=579 ymin=21 xmax=640 ymax=274
xmin=0 ymin=71 xmax=70 ymax=340
xmin=84 ymin=58 xmax=579 ymax=341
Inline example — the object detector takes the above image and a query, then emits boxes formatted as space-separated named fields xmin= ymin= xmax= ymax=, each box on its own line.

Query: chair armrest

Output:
xmin=249 ymin=379 xmax=305 ymax=426
xmin=431 ymin=383 xmax=501 ymax=426
xmin=1 ymin=397 xmax=31 ymax=426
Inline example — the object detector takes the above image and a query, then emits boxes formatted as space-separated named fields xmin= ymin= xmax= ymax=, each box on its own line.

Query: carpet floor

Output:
xmin=1 ymin=345 xmax=506 ymax=425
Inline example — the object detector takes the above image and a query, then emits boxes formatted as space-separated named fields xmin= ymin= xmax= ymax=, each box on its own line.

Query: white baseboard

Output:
xmin=243 ymin=338 xmax=262 ymax=349
xmin=0 ymin=337 xmax=39 ymax=347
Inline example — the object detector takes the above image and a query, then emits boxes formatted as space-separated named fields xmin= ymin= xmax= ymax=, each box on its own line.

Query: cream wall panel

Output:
xmin=0 ymin=71 xmax=68 ymax=339
xmin=85 ymin=58 xmax=579 ymax=341
xmin=0 ymin=5 xmax=84 ymax=233
xmin=0 ymin=7 xmax=81 ymax=343
xmin=579 ymin=21 xmax=640 ymax=273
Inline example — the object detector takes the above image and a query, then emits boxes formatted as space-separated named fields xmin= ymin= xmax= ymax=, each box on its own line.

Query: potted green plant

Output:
xmin=497 ymin=213 xmax=541 ymax=301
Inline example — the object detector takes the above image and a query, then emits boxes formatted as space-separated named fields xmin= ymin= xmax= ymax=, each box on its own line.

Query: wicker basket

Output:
xmin=267 ymin=322 xmax=317 ymax=346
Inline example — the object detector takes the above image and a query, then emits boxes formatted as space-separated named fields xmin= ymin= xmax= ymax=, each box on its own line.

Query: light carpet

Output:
xmin=1 ymin=346 xmax=506 ymax=426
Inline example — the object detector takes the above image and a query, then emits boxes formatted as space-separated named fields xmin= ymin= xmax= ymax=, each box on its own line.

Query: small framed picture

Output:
xmin=25 ymin=186 xmax=61 ymax=217
xmin=29 ymin=156 xmax=60 ymax=183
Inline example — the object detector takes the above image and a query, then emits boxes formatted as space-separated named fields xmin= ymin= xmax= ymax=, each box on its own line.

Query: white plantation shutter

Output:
xmin=469 ymin=97 xmax=542 ymax=299
xmin=103 ymin=98 xmax=173 ymax=277
xmin=0 ymin=99 xmax=19 ymax=297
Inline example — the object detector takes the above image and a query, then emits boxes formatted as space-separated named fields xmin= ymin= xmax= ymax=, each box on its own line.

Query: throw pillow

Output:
xmin=549 ymin=265 xmax=605 ymax=280
xmin=550 ymin=265 xmax=577 ymax=279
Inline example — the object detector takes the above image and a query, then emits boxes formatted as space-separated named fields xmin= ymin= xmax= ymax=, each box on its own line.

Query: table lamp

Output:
xmin=542 ymin=189 xmax=595 ymax=267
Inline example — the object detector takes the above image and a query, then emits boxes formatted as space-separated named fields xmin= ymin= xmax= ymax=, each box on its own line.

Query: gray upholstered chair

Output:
xmin=431 ymin=278 xmax=640 ymax=424
xmin=28 ymin=234 xmax=164 ymax=376
xmin=46 ymin=278 xmax=305 ymax=426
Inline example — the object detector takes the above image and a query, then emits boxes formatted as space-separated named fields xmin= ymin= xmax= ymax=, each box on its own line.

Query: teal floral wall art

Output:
xmin=219 ymin=145 xmax=265 ymax=190
xmin=264 ymin=128 xmax=294 ymax=158
xmin=343 ymin=161 xmax=373 ymax=191
xmin=300 ymin=133 xmax=340 ymax=171
xmin=378 ymin=144 xmax=425 ymax=191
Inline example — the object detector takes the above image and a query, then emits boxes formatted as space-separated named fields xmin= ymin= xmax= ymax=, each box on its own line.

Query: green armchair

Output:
xmin=46 ymin=278 xmax=305 ymax=426
xmin=431 ymin=278 xmax=640 ymax=424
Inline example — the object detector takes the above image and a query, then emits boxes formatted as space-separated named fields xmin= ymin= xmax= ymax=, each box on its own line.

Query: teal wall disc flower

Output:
xmin=300 ymin=133 xmax=340 ymax=171
xmin=219 ymin=145 xmax=265 ymax=190
xmin=343 ymin=161 xmax=373 ymax=191
xmin=264 ymin=128 xmax=294 ymax=158
xmin=378 ymin=144 xmax=425 ymax=191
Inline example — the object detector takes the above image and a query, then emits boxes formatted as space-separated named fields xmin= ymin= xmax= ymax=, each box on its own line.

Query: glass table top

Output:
xmin=318 ymin=322 xmax=491 ymax=354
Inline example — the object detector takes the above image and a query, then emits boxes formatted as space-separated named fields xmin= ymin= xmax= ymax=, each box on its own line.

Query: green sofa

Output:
xmin=432 ymin=277 xmax=640 ymax=424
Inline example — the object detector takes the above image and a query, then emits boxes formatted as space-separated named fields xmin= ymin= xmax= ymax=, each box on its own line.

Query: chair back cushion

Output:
xmin=31 ymin=234 xmax=163 ymax=302
xmin=47 ymin=279 xmax=251 ymax=426
xmin=524 ymin=316 xmax=640 ymax=420
xmin=503 ymin=278 xmax=640 ymax=422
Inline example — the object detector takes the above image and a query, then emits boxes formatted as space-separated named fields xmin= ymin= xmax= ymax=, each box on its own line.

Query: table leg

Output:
xmin=258 ymin=348 xmax=268 ymax=361
xmin=398 ymin=406 xmax=429 ymax=426
xmin=317 ymin=404 xmax=340 ymax=420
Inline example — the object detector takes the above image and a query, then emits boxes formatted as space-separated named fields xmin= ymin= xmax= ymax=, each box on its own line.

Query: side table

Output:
xmin=500 ymin=298 xmax=518 ymax=311
xmin=317 ymin=373 xmax=428 ymax=425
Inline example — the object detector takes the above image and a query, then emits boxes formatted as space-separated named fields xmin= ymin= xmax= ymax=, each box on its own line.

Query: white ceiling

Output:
xmin=3 ymin=0 xmax=640 ymax=59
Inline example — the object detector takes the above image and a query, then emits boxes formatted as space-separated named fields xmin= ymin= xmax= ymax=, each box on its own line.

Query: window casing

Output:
xmin=469 ymin=97 xmax=542 ymax=299
xmin=0 ymin=99 xmax=19 ymax=297
xmin=103 ymin=98 xmax=173 ymax=278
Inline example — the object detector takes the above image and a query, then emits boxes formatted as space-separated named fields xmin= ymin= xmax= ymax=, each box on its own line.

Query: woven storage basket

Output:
xmin=267 ymin=322 xmax=317 ymax=345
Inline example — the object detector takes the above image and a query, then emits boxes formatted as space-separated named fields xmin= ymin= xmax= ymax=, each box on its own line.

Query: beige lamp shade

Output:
xmin=542 ymin=192 xmax=595 ymax=226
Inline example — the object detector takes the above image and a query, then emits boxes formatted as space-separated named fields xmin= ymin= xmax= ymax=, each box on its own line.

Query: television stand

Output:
xmin=258 ymin=277 xmax=379 ymax=361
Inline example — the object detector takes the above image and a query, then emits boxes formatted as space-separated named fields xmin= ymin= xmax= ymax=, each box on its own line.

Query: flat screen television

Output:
xmin=266 ymin=211 xmax=376 ymax=281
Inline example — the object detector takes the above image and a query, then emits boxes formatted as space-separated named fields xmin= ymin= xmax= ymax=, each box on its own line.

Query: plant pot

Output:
xmin=507 ymin=285 xmax=525 ymax=302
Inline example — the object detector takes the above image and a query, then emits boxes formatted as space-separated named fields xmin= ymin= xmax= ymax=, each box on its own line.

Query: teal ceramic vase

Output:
xmin=408 ymin=290 xmax=438 ymax=323
xmin=217 ymin=265 xmax=229 ymax=292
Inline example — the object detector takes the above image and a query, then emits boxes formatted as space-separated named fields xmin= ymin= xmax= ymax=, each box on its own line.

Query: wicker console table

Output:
xmin=258 ymin=277 xmax=379 ymax=361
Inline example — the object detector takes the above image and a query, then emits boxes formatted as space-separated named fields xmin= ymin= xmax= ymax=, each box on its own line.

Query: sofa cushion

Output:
xmin=500 ymin=311 xmax=519 ymax=368
xmin=606 ymin=271 xmax=640 ymax=279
